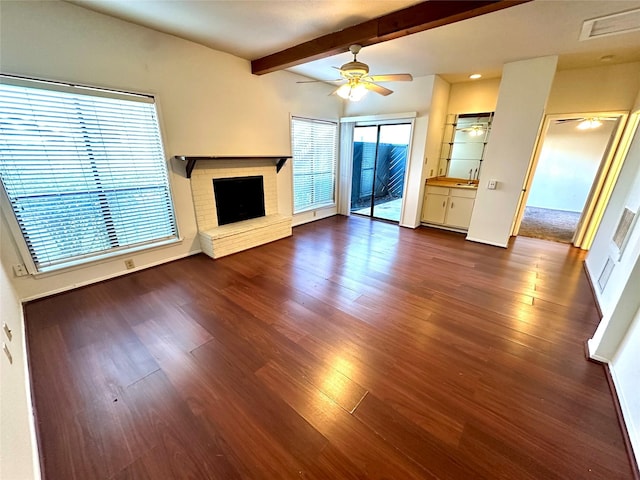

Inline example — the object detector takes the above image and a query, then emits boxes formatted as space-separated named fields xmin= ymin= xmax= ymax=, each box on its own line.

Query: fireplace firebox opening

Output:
xmin=213 ymin=176 xmax=265 ymax=226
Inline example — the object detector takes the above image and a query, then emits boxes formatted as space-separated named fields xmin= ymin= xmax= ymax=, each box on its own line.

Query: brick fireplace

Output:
xmin=189 ymin=159 xmax=292 ymax=259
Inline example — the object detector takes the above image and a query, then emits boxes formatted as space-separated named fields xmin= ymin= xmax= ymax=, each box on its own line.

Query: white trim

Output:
xmin=421 ymin=223 xmax=468 ymax=234
xmin=292 ymin=206 xmax=337 ymax=227
xmin=32 ymin=237 xmax=183 ymax=278
xmin=397 ymin=118 xmax=416 ymax=225
xmin=587 ymin=338 xmax=610 ymax=363
xmin=340 ymin=112 xmax=417 ymax=123
xmin=293 ymin=202 xmax=336 ymax=216
xmin=0 ymin=185 xmax=38 ymax=275
xmin=609 ymin=364 xmax=640 ymax=466
xmin=0 ymin=73 xmax=155 ymax=102
xmin=17 ymin=306 xmax=42 ymax=480
xmin=400 ymin=222 xmax=419 ymax=229
xmin=0 ymin=79 xmax=179 ymax=274
xmin=465 ymin=236 xmax=509 ymax=248
xmin=290 ymin=116 xmax=339 ymax=215
xmin=19 ymin=249 xmax=201 ymax=302
xmin=337 ymin=121 xmax=354 ymax=216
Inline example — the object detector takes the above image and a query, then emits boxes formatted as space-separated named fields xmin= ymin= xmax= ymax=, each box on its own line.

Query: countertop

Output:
xmin=426 ymin=177 xmax=478 ymax=189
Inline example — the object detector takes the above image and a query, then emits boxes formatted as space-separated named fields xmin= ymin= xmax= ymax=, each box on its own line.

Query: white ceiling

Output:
xmin=67 ymin=0 xmax=640 ymax=83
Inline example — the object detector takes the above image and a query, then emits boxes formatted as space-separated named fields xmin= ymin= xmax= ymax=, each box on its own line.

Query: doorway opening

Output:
xmin=350 ymin=123 xmax=412 ymax=223
xmin=514 ymin=112 xmax=628 ymax=246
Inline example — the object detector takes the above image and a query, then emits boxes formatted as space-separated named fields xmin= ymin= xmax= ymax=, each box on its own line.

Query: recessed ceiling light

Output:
xmin=469 ymin=73 xmax=482 ymax=80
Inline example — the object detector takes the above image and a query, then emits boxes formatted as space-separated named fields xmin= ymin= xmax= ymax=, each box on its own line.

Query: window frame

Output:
xmin=290 ymin=116 xmax=339 ymax=215
xmin=0 ymin=74 xmax=180 ymax=275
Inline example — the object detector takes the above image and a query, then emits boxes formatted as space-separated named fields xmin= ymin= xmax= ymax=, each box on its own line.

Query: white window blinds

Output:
xmin=0 ymin=76 xmax=178 ymax=272
xmin=291 ymin=117 xmax=337 ymax=214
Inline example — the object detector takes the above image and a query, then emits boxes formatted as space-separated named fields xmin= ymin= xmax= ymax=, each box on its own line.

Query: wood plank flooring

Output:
xmin=25 ymin=215 xmax=634 ymax=479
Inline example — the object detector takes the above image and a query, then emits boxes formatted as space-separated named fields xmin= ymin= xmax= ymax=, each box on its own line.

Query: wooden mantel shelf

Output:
xmin=173 ymin=155 xmax=292 ymax=178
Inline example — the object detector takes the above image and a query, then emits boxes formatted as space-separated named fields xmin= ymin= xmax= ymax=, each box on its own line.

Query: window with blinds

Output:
xmin=291 ymin=117 xmax=337 ymax=214
xmin=0 ymin=76 xmax=178 ymax=273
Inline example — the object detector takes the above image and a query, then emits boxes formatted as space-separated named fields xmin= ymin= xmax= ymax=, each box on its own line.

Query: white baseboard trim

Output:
xmin=465 ymin=236 xmax=509 ymax=248
xmin=587 ymin=337 xmax=610 ymax=363
xmin=292 ymin=208 xmax=337 ymax=227
xmin=608 ymin=364 xmax=640 ymax=475
xmin=20 ymin=249 xmax=202 ymax=302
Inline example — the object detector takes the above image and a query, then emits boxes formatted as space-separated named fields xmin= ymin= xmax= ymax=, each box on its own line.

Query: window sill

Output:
xmin=294 ymin=202 xmax=337 ymax=215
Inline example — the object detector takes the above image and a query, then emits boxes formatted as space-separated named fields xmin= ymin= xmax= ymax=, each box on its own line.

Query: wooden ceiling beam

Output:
xmin=251 ymin=0 xmax=530 ymax=75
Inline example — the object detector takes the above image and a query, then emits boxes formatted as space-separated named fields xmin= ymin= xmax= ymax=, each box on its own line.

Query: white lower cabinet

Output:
xmin=421 ymin=185 xmax=476 ymax=230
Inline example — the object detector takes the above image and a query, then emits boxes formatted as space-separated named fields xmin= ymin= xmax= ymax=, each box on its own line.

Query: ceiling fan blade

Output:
xmin=296 ymin=79 xmax=343 ymax=84
xmin=364 ymin=82 xmax=393 ymax=96
xmin=368 ymin=74 xmax=413 ymax=82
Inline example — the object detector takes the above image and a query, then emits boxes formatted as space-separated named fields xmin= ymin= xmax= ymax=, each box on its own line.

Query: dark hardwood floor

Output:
xmin=25 ymin=215 xmax=633 ymax=479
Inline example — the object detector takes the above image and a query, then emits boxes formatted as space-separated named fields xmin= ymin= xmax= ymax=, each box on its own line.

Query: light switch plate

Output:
xmin=488 ymin=179 xmax=498 ymax=190
xmin=3 ymin=323 xmax=12 ymax=341
xmin=3 ymin=343 xmax=12 ymax=364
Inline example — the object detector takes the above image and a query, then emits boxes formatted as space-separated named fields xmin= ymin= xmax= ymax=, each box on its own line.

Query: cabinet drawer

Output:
xmin=450 ymin=187 xmax=477 ymax=199
xmin=425 ymin=185 xmax=449 ymax=195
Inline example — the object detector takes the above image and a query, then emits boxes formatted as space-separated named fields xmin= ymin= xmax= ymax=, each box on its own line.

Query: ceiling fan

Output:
xmin=297 ymin=44 xmax=413 ymax=101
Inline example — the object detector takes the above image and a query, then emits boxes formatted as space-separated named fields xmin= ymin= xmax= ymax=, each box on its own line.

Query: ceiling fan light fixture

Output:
xmin=468 ymin=125 xmax=484 ymax=136
xmin=337 ymin=82 xmax=368 ymax=101
xmin=577 ymin=118 xmax=603 ymax=130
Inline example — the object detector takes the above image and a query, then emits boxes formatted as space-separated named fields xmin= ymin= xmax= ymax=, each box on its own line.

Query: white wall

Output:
xmin=611 ymin=305 xmax=640 ymax=465
xmin=344 ymin=75 xmax=436 ymax=228
xmin=0 ymin=1 xmax=341 ymax=477
xmin=527 ymin=121 xmax=616 ymax=212
xmin=0 ymin=0 xmax=341 ymax=301
xmin=424 ymin=75 xmax=451 ymax=179
xmin=587 ymin=117 xmax=640 ymax=360
xmin=585 ymin=82 xmax=640 ymax=470
xmin=547 ymin=63 xmax=640 ymax=115
xmin=467 ymin=56 xmax=558 ymax=247
xmin=0 ymin=241 xmax=39 ymax=480
xmin=447 ymin=78 xmax=500 ymax=115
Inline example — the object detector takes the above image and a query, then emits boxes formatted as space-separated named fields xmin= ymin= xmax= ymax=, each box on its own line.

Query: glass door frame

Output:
xmin=350 ymin=119 xmax=414 ymax=223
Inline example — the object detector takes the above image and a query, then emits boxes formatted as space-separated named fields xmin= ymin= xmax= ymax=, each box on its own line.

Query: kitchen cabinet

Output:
xmin=421 ymin=185 xmax=477 ymax=230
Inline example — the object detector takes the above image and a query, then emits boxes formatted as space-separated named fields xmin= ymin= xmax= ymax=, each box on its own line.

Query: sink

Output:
xmin=455 ymin=183 xmax=477 ymax=188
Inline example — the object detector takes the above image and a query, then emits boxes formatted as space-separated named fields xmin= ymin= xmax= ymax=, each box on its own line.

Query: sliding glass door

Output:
xmin=350 ymin=123 xmax=411 ymax=222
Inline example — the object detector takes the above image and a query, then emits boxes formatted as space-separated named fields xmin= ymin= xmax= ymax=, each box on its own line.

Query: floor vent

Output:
xmin=580 ymin=8 xmax=640 ymax=40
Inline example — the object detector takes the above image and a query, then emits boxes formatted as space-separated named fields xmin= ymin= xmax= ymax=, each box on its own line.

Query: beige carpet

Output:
xmin=519 ymin=206 xmax=581 ymax=243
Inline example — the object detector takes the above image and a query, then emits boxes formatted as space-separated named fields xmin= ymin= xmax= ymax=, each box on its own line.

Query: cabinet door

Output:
xmin=422 ymin=194 xmax=448 ymax=224
xmin=445 ymin=196 xmax=475 ymax=228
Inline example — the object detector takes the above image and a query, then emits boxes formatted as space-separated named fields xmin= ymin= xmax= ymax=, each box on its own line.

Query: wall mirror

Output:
xmin=438 ymin=112 xmax=493 ymax=179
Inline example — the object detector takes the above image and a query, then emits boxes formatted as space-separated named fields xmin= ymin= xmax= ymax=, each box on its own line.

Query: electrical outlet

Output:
xmin=12 ymin=264 xmax=28 ymax=277
xmin=124 ymin=259 xmax=135 ymax=270
xmin=488 ymin=179 xmax=498 ymax=190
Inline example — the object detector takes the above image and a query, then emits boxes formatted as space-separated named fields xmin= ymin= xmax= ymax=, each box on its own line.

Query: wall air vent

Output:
xmin=580 ymin=8 xmax=640 ymax=40
xmin=598 ymin=257 xmax=615 ymax=292
xmin=612 ymin=207 xmax=637 ymax=259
